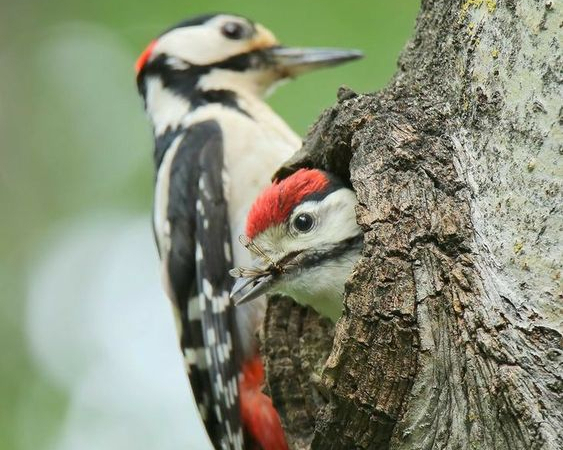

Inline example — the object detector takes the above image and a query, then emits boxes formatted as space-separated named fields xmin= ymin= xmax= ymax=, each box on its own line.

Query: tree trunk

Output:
xmin=262 ymin=1 xmax=562 ymax=449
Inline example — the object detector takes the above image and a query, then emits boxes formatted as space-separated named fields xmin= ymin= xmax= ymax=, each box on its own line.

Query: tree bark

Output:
xmin=262 ymin=1 xmax=562 ymax=449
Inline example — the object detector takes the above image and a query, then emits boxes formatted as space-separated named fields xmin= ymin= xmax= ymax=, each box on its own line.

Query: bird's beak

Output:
xmin=266 ymin=46 xmax=363 ymax=76
xmin=230 ymin=272 xmax=275 ymax=305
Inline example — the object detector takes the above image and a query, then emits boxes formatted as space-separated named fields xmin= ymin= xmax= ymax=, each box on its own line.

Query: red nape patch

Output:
xmin=239 ymin=355 xmax=288 ymax=450
xmin=246 ymin=169 xmax=329 ymax=239
xmin=135 ymin=40 xmax=157 ymax=74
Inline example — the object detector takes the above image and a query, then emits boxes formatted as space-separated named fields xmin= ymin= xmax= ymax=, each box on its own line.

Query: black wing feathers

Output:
xmin=196 ymin=128 xmax=243 ymax=448
xmin=166 ymin=126 xmax=220 ymax=441
xmin=165 ymin=120 xmax=242 ymax=450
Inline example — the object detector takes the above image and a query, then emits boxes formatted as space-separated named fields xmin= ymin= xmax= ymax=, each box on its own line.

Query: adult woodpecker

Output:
xmin=230 ymin=169 xmax=363 ymax=322
xmin=135 ymin=13 xmax=362 ymax=450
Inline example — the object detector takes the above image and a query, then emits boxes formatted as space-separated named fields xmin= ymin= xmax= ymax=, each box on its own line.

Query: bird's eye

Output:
xmin=293 ymin=213 xmax=315 ymax=233
xmin=221 ymin=22 xmax=246 ymax=40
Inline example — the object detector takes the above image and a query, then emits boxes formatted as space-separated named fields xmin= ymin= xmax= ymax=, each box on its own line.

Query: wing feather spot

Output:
xmin=202 ymin=278 xmax=213 ymax=299
xmin=187 ymin=296 xmax=203 ymax=321
xmin=195 ymin=242 xmax=203 ymax=262
xmin=207 ymin=327 xmax=217 ymax=346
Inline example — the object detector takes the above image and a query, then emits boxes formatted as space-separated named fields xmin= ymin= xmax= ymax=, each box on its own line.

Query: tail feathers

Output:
xmin=240 ymin=356 xmax=288 ymax=450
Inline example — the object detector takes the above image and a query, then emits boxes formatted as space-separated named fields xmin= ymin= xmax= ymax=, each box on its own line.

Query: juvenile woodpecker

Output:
xmin=230 ymin=169 xmax=363 ymax=322
xmin=135 ymin=13 xmax=361 ymax=450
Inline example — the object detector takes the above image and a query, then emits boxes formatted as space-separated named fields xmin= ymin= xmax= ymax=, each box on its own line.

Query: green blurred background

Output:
xmin=0 ymin=1 xmax=419 ymax=449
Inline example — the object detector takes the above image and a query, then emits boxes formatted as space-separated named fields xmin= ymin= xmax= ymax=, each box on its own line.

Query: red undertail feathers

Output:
xmin=239 ymin=355 xmax=288 ymax=450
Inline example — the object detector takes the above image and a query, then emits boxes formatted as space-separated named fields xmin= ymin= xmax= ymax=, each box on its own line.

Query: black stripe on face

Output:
xmin=212 ymin=48 xmax=273 ymax=72
xmin=138 ymin=54 xmax=256 ymax=118
xmin=140 ymin=49 xmax=273 ymax=86
xmin=255 ymin=234 xmax=363 ymax=288
xmin=190 ymin=89 xmax=253 ymax=119
xmin=290 ymin=234 xmax=363 ymax=271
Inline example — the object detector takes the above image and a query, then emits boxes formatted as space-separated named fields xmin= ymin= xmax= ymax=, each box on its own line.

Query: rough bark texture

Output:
xmin=262 ymin=1 xmax=562 ymax=449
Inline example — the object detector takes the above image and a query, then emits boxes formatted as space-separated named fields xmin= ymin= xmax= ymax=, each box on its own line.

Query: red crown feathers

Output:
xmin=245 ymin=169 xmax=330 ymax=239
xmin=135 ymin=40 xmax=157 ymax=74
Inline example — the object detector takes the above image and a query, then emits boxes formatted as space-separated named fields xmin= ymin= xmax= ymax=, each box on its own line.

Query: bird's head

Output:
xmin=230 ymin=169 xmax=362 ymax=321
xmin=136 ymin=13 xmax=363 ymax=99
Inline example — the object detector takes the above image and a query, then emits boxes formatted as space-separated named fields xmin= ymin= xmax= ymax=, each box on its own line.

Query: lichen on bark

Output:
xmin=263 ymin=1 xmax=562 ymax=449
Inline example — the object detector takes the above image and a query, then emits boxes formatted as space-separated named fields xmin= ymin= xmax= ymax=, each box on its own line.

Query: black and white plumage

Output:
xmin=135 ymin=13 xmax=362 ymax=450
xmin=163 ymin=121 xmax=241 ymax=446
